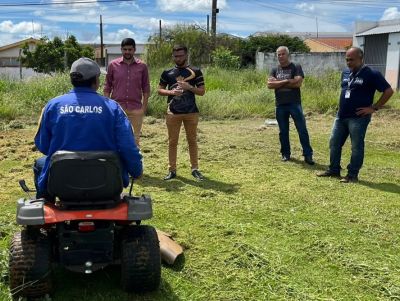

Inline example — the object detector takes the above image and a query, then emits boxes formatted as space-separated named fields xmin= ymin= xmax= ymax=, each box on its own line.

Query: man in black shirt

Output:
xmin=267 ymin=46 xmax=314 ymax=165
xmin=158 ymin=45 xmax=206 ymax=180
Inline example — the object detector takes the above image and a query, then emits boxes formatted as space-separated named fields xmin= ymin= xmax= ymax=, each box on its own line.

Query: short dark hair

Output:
xmin=121 ymin=38 xmax=136 ymax=48
xmin=70 ymin=73 xmax=97 ymax=87
xmin=173 ymin=45 xmax=188 ymax=53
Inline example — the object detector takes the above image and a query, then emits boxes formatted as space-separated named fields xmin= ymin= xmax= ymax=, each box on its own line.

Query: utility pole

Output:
xmin=211 ymin=0 xmax=218 ymax=47
xmin=207 ymin=14 xmax=210 ymax=35
xmin=159 ymin=19 xmax=162 ymax=42
xmin=316 ymin=17 xmax=319 ymax=38
xmin=100 ymin=15 xmax=104 ymax=66
xmin=19 ymin=49 xmax=22 ymax=80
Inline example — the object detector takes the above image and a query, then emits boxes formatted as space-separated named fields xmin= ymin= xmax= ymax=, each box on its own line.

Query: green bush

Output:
xmin=211 ymin=47 xmax=240 ymax=69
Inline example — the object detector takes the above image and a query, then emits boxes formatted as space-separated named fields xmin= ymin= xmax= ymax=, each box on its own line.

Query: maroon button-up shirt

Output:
xmin=104 ymin=57 xmax=150 ymax=111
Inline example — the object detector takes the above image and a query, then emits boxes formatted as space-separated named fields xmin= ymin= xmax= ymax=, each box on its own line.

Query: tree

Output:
xmin=240 ymin=34 xmax=310 ymax=66
xmin=21 ymin=35 xmax=95 ymax=74
xmin=146 ymin=25 xmax=212 ymax=67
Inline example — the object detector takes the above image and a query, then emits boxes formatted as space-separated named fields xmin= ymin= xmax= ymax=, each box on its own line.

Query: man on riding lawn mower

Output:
xmin=33 ymin=57 xmax=143 ymax=198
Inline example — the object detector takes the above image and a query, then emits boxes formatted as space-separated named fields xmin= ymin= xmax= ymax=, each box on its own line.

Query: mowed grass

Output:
xmin=0 ymin=113 xmax=399 ymax=300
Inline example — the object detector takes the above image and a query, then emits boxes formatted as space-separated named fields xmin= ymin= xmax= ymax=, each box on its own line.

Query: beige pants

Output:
xmin=166 ymin=113 xmax=199 ymax=172
xmin=126 ymin=109 xmax=144 ymax=147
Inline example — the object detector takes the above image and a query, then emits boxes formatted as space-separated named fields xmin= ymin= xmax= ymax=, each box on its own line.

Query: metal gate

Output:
xmin=364 ymin=34 xmax=388 ymax=75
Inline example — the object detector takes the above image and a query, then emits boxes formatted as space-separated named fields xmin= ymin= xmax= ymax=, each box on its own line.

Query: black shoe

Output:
xmin=192 ymin=169 xmax=204 ymax=181
xmin=304 ymin=156 xmax=315 ymax=165
xmin=317 ymin=170 xmax=341 ymax=178
xmin=281 ymin=155 xmax=290 ymax=162
xmin=164 ymin=171 xmax=176 ymax=180
xmin=340 ymin=175 xmax=358 ymax=183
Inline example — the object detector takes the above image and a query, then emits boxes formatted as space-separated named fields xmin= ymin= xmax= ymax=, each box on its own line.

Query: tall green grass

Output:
xmin=1 ymin=68 xmax=399 ymax=122
xmin=0 ymin=73 xmax=71 ymax=121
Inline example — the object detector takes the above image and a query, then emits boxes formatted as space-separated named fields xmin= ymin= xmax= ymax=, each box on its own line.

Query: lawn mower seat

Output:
xmin=47 ymin=151 xmax=123 ymax=207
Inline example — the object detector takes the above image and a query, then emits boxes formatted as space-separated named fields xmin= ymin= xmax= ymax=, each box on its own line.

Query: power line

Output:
xmin=241 ymin=0 xmax=350 ymax=26
xmin=0 ymin=0 xmax=132 ymax=7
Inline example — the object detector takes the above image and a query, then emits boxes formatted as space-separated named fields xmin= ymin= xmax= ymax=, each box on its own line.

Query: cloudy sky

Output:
xmin=0 ymin=0 xmax=400 ymax=46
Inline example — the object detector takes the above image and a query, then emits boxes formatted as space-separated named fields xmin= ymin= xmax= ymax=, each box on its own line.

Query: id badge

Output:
xmin=345 ymin=90 xmax=351 ymax=99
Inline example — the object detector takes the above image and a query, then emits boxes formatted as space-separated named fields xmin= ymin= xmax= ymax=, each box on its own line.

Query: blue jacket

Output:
xmin=35 ymin=87 xmax=143 ymax=193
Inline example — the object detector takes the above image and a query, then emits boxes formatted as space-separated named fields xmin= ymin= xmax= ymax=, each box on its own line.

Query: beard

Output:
xmin=175 ymin=59 xmax=187 ymax=67
xmin=123 ymin=53 xmax=133 ymax=60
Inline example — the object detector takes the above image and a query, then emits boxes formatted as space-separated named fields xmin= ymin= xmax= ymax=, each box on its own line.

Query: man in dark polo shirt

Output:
xmin=318 ymin=47 xmax=393 ymax=183
xmin=267 ymin=46 xmax=314 ymax=165
xmin=158 ymin=45 xmax=206 ymax=181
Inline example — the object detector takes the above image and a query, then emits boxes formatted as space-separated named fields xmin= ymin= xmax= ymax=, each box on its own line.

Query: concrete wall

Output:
xmin=385 ymin=32 xmax=400 ymax=90
xmin=0 ymin=67 xmax=40 ymax=80
xmin=256 ymin=52 xmax=346 ymax=75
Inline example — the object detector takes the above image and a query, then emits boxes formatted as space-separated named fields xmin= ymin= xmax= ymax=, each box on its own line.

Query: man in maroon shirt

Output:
xmin=104 ymin=38 xmax=150 ymax=146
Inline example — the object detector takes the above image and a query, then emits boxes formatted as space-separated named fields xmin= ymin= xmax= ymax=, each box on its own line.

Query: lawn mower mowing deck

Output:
xmin=9 ymin=151 xmax=161 ymax=300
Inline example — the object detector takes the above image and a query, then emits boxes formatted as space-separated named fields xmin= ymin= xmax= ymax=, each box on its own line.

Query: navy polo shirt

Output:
xmin=338 ymin=65 xmax=390 ymax=119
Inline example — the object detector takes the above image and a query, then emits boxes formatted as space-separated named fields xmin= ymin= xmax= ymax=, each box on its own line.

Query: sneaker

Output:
xmin=191 ymin=169 xmax=204 ymax=181
xmin=281 ymin=155 xmax=290 ymax=162
xmin=304 ymin=156 xmax=315 ymax=165
xmin=340 ymin=175 xmax=358 ymax=183
xmin=163 ymin=171 xmax=176 ymax=180
xmin=317 ymin=170 xmax=341 ymax=178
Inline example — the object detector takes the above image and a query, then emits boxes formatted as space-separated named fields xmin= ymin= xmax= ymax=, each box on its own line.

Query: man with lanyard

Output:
xmin=34 ymin=57 xmax=143 ymax=197
xmin=318 ymin=47 xmax=393 ymax=183
xmin=267 ymin=46 xmax=314 ymax=165
xmin=158 ymin=45 xmax=206 ymax=181
xmin=104 ymin=38 xmax=150 ymax=147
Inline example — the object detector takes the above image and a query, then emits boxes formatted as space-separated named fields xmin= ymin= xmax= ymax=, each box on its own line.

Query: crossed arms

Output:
xmin=267 ymin=76 xmax=303 ymax=89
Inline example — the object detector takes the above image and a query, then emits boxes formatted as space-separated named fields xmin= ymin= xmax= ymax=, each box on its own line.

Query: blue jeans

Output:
xmin=33 ymin=156 xmax=47 ymax=198
xmin=329 ymin=116 xmax=371 ymax=177
xmin=276 ymin=103 xmax=313 ymax=157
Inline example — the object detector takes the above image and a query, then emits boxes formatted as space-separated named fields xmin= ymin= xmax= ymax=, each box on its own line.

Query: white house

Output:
xmin=95 ymin=44 xmax=148 ymax=68
xmin=0 ymin=38 xmax=40 ymax=67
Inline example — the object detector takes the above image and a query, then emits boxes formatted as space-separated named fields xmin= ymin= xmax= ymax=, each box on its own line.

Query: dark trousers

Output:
xmin=33 ymin=156 xmax=47 ymax=198
xmin=276 ymin=103 xmax=313 ymax=157
xmin=329 ymin=116 xmax=371 ymax=177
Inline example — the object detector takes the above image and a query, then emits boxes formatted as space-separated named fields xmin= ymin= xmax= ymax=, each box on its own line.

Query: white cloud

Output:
xmin=51 ymin=0 xmax=100 ymax=9
xmin=295 ymin=2 xmax=315 ymax=12
xmin=118 ymin=0 xmax=141 ymax=10
xmin=157 ymin=0 xmax=227 ymax=12
xmin=380 ymin=7 xmax=400 ymax=20
xmin=0 ymin=20 xmax=41 ymax=34
xmin=104 ymin=28 xmax=136 ymax=43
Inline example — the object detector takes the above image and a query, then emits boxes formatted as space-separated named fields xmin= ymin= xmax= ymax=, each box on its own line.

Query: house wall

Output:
xmin=385 ymin=32 xmax=400 ymax=89
xmin=0 ymin=42 xmax=38 ymax=67
xmin=353 ymin=36 xmax=365 ymax=49
xmin=104 ymin=44 xmax=146 ymax=67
